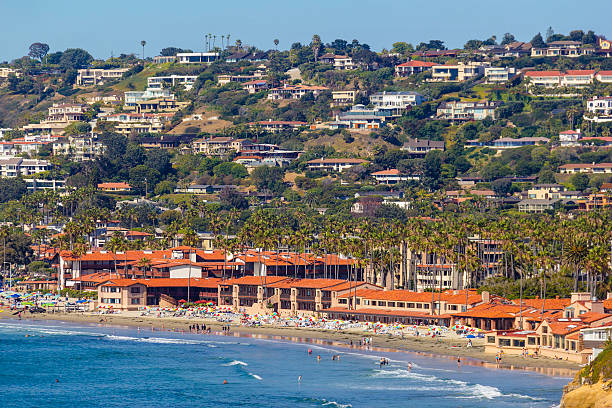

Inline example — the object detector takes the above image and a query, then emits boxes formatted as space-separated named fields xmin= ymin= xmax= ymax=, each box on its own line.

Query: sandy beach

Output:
xmin=1 ymin=307 xmax=579 ymax=377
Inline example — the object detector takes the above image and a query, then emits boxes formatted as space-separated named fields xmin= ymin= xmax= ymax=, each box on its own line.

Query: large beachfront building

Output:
xmin=98 ymin=278 xmax=221 ymax=310
xmin=217 ymin=276 xmax=381 ymax=316
xmin=481 ymin=293 xmax=612 ymax=363
xmin=57 ymin=247 xmax=357 ymax=290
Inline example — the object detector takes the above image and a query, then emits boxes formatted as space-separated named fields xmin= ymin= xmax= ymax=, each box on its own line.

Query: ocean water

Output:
xmin=0 ymin=319 xmax=568 ymax=407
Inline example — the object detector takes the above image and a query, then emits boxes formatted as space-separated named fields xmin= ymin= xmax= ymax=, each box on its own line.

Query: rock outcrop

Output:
xmin=561 ymin=345 xmax=612 ymax=408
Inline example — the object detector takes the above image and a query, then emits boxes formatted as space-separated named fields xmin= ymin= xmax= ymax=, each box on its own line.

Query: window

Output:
xmin=131 ymin=287 xmax=141 ymax=294
xmin=487 ymin=336 xmax=496 ymax=344
xmin=499 ymin=339 xmax=511 ymax=347
xmin=528 ymin=337 xmax=536 ymax=345
xmin=542 ymin=326 xmax=548 ymax=334
xmin=131 ymin=298 xmax=141 ymax=305
xmin=397 ymin=302 xmax=405 ymax=308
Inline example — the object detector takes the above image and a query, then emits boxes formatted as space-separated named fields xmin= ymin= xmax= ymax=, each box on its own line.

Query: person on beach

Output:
xmin=457 ymin=357 xmax=461 ymax=367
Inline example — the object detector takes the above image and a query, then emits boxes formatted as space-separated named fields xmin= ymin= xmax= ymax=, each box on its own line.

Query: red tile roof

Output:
xmin=450 ymin=302 xmax=523 ymax=319
xmin=397 ymin=61 xmax=437 ymax=67
xmin=512 ymin=298 xmax=571 ymax=310
xmin=219 ymin=276 xmax=289 ymax=286
xmin=101 ymin=277 xmax=222 ymax=288
xmin=372 ymin=169 xmax=400 ymax=176
xmin=577 ymin=312 xmax=612 ymax=324
xmin=524 ymin=70 xmax=563 ymax=77
xmin=565 ymin=70 xmax=596 ymax=75
xmin=98 ymin=182 xmax=131 ymax=189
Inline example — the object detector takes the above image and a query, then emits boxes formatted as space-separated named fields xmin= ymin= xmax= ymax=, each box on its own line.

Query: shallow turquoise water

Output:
xmin=0 ymin=319 xmax=567 ymax=407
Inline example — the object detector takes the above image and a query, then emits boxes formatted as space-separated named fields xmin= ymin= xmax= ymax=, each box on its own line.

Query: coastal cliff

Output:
xmin=561 ymin=344 xmax=612 ymax=408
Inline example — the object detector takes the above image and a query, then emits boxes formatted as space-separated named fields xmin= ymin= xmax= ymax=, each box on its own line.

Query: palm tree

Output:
xmin=141 ymin=40 xmax=147 ymax=60
xmin=0 ymin=226 xmax=10 ymax=282
xmin=311 ymin=34 xmax=322 ymax=62
xmin=105 ymin=232 xmax=124 ymax=280
xmin=137 ymin=257 xmax=152 ymax=279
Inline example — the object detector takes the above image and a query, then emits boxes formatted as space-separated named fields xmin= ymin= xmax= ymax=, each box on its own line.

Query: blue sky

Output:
xmin=1 ymin=0 xmax=611 ymax=61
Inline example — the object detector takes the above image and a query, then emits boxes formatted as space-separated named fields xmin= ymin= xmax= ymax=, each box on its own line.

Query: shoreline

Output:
xmin=3 ymin=310 xmax=578 ymax=377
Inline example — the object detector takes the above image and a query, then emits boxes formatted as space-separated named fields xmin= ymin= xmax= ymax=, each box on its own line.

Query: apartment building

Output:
xmin=559 ymin=129 xmax=581 ymax=146
xmin=176 ymin=52 xmax=220 ymax=64
xmin=306 ymin=158 xmax=368 ymax=172
xmin=76 ymin=68 xmax=129 ymax=86
xmin=267 ymin=84 xmax=329 ymax=100
xmin=147 ymin=75 xmax=198 ymax=91
xmin=395 ymin=60 xmax=437 ymax=77
xmin=430 ymin=62 xmax=489 ymax=82
xmin=585 ymin=96 xmax=612 ymax=122
xmin=484 ymin=66 xmax=516 ymax=83
xmin=371 ymin=169 xmax=418 ymax=184
xmin=331 ymin=90 xmax=358 ymax=107
xmin=369 ymin=91 xmax=425 ymax=115
xmin=52 ymin=135 xmax=105 ymax=161
xmin=401 ymin=138 xmax=445 ymax=157
xmin=242 ymin=79 xmax=269 ymax=94
xmin=531 ymin=41 xmax=595 ymax=58
xmin=559 ymin=163 xmax=612 ymax=174
xmin=0 ymin=157 xmax=50 ymax=177
xmin=48 ymin=103 xmax=88 ymax=122
xmin=437 ymin=100 xmax=498 ymax=121
xmin=192 ymin=137 xmax=249 ymax=156
xmin=0 ymin=67 xmax=21 ymax=78
xmin=524 ymin=70 xmax=596 ymax=87
xmin=124 ymin=88 xmax=173 ymax=109
xmin=319 ymin=53 xmax=357 ymax=70
xmin=595 ymin=71 xmax=612 ymax=83
xmin=134 ymin=98 xmax=189 ymax=114
xmin=335 ymin=105 xmax=389 ymax=129
xmin=466 ymin=137 xmax=549 ymax=150
xmin=248 ymin=120 xmax=306 ymax=133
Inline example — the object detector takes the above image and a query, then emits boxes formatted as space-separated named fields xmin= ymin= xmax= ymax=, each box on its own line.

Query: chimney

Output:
xmin=607 ymin=292 xmax=612 ymax=300
xmin=555 ymin=295 xmax=560 ymax=299
xmin=481 ymin=291 xmax=490 ymax=303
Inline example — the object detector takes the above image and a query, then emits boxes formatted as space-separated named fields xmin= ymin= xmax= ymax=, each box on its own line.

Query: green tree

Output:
xmin=501 ymin=33 xmax=516 ymax=45
xmin=28 ymin=43 xmax=50 ymax=61
xmin=251 ymin=166 xmax=285 ymax=194
xmin=213 ymin=162 xmax=248 ymax=179
xmin=59 ymin=48 xmax=93 ymax=70
xmin=0 ymin=178 xmax=27 ymax=203
xmin=531 ymin=33 xmax=546 ymax=48
xmin=570 ymin=173 xmax=590 ymax=191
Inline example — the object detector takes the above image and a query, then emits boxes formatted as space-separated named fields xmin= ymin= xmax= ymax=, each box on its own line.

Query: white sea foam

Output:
xmin=371 ymin=368 xmax=542 ymax=401
xmin=321 ymin=400 xmax=352 ymax=408
xmin=106 ymin=335 xmax=139 ymax=341
xmin=137 ymin=337 xmax=203 ymax=345
xmin=224 ymin=360 xmax=248 ymax=366
xmin=248 ymin=372 xmax=262 ymax=380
